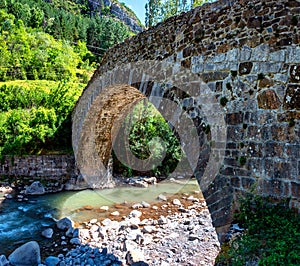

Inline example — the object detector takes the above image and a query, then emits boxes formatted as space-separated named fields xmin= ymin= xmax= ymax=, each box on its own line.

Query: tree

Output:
xmin=145 ymin=0 xmax=211 ymax=27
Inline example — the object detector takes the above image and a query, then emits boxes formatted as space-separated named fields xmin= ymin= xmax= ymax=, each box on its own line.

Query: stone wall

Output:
xmin=0 ymin=155 xmax=76 ymax=180
xmin=73 ymin=0 xmax=300 ymax=239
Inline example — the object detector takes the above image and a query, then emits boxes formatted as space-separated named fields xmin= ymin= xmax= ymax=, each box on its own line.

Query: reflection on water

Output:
xmin=0 ymin=179 xmax=200 ymax=255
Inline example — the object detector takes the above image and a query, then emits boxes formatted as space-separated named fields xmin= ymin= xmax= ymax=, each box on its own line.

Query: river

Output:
xmin=0 ymin=179 xmax=200 ymax=255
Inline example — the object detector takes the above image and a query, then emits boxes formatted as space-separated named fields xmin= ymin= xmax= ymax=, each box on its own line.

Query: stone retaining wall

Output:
xmin=0 ymin=155 xmax=76 ymax=180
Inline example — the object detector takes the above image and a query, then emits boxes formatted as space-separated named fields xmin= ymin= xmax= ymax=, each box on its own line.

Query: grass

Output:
xmin=216 ymin=194 xmax=300 ymax=265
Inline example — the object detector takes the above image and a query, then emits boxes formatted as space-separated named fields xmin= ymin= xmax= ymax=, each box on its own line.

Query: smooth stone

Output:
xmin=173 ymin=199 xmax=181 ymax=206
xmin=142 ymin=226 xmax=155 ymax=234
xmin=102 ymin=218 xmax=112 ymax=226
xmin=158 ymin=216 xmax=168 ymax=225
xmin=0 ymin=255 xmax=9 ymax=266
xmin=158 ymin=194 xmax=167 ymax=201
xmin=141 ymin=201 xmax=150 ymax=208
xmin=8 ymin=241 xmax=41 ymax=266
xmin=125 ymin=249 xmax=145 ymax=265
xmin=132 ymin=203 xmax=143 ymax=209
xmin=44 ymin=256 xmax=60 ymax=266
xmin=89 ymin=219 xmax=98 ymax=224
xmin=41 ymin=228 xmax=54 ymax=239
xmin=187 ymin=196 xmax=199 ymax=202
xmin=56 ymin=217 xmax=73 ymax=230
xmin=110 ymin=211 xmax=120 ymax=216
xmin=129 ymin=210 xmax=142 ymax=218
xmin=89 ymin=225 xmax=98 ymax=233
xmin=70 ymin=238 xmax=81 ymax=245
xmin=100 ymin=206 xmax=109 ymax=211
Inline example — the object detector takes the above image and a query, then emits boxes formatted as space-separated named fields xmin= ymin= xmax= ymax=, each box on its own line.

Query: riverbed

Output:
xmin=0 ymin=179 xmax=200 ymax=255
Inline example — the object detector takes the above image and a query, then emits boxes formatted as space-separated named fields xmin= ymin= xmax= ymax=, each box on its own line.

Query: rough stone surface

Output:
xmin=72 ymin=0 xmax=300 ymax=239
xmin=0 ymin=155 xmax=76 ymax=183
xmin=8 ymin=241 xmax=41 ymax=266
xmin=25 ymin=181 xmax=45 ymax=195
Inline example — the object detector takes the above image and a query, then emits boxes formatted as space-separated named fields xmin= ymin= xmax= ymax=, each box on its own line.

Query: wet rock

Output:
xmin=8 ymin=241 xmax=41 ymax=266
xmin=143 ymin=177 xmax=157 ymax=185
xmin=158 ymin=194 xmax=167 ymax=201
xmin=4 ymin=194 xmax=13 ymax=199
xmin=65 ymin=227 xmax=74 ymax=237
xmin=25 ymin=181 xmax=45 ymax=195
xmin=56 ymin=218 xmax=73 ymax=230
xmin=134 ymin=181 xmax=148 ymax=188
xmin=41 ymin=228 xmax=54 ymax=239
xmin=0 ymin=255 xmax=9 ymax=266
xmin=72 ymin=228 xmax=79 ymax=238
xmin=44 ymin=256 xmax=60 ymax=266
xmin=100 ymin=206 xmax=109 ymax=211
xmin=70 ymin=238 xmax=81 ymax=245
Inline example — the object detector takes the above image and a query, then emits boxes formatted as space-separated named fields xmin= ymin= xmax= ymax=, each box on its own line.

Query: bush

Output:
xmin=113 ymin=101 xmax=183 ymax=177
xmin=0 ymin=81 xmax=83 ymax=155
xmin=216 ymin=194 xmax=300 ymax=265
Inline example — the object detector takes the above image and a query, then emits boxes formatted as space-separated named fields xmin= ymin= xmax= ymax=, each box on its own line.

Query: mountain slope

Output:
xmin=88 ymin=0 xmax=144 ymax=33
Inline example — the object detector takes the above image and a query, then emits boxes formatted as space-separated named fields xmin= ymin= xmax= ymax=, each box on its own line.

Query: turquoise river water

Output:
xmin=0 ymin=179 xmax=200 ymax=255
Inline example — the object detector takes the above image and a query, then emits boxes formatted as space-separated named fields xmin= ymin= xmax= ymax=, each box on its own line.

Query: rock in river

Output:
xmin=25 ymin=181 xmax=45 ymax=195
xmin=41 ymin=228 xmax=54 ymax=239
xmin=56 ymin=217 xmax=74 ymax=230
xmin=8 ymin=241 xmax=41 ymax=266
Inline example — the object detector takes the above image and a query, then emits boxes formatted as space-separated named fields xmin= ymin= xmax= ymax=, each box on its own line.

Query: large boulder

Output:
xmin=25 ymin=181 xmax=45 ymax=195
xmin=8 ymin=241 xmax=41 ymax=266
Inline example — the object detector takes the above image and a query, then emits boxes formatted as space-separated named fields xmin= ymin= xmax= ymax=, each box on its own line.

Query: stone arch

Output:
xmin=73 ymin=0 xmax=300 ymax=239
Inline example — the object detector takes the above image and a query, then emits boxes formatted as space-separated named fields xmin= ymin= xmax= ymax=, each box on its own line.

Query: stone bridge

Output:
xmin=72 ymin=0 xmax=300 ymax=239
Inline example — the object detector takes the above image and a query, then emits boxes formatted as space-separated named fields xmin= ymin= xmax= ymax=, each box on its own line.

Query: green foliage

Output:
xmin=217 ymin=195 xmax=300 ymax=265
xmin=2 ymin=0 xmax=131 ymax=61
xmin=0 ymin=81 xmax=83 ymax=156
xmin=220 ymin=96 xmax=229 ymax=106
xmin=145 ymin=0 xmax=212 ymax=27
xmin=114 ymin=102 xmax=182 ymax=177
xmin=239 ymin=156 xmax=247 ymax=165
xmin=0 ymin=9 xmax=94 ymax=82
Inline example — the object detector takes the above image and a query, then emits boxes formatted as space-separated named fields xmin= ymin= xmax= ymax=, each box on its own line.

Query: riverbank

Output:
xmin=0 ymin=187 xmax=220 ymax=265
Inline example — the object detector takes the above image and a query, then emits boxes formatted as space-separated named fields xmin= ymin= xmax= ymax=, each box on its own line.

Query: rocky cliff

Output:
xmin=88 ymin=0 xmax=144 ymax=33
